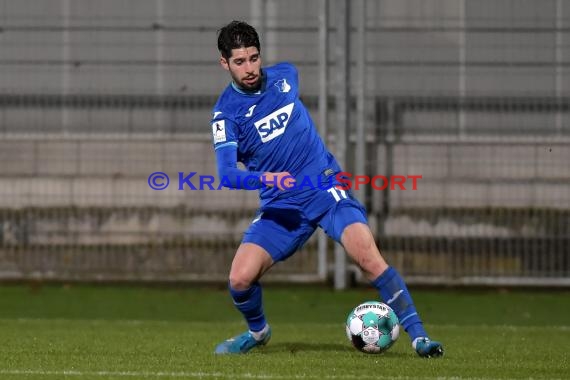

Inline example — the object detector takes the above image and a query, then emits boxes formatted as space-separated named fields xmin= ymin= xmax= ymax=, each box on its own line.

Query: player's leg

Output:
xmin=214 ymin=242 xmax=274 ymax=354
xmin=215 ymin=208 xmax=316 ymax=354
xmin=340 ymin=222 xmax=443 ymax=357
xmin=229 ymin=242 xmax=274 ymax=338
xmin=318 ymin=199 xmax=443 ymax=358
xmin=338 ymin=221 xmax=388 ymax=279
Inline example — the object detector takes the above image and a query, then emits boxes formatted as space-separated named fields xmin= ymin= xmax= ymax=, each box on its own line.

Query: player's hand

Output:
xmin=261 ymin=172 xmax=296 ymax=190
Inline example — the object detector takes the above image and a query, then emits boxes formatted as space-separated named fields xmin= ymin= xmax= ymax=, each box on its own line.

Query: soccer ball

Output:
xmin=345 ymin=301 xmax=400 ymax=354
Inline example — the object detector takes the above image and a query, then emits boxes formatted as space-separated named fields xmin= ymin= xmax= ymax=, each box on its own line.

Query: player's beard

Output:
xmin=242 ymin=76 xmax=260 ymax=90
xmin=232 ymin=71 xmax=261 ymax=92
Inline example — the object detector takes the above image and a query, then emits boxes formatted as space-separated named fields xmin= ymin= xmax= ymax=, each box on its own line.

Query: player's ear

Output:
xmin=220 ymin=56 xmax=229 ymax=71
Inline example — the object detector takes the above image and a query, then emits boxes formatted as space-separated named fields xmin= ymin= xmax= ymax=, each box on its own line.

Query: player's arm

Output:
xmin=216 ymin=146 xmax=295 ymax=190
xmin=212 ymin=114 xmax=294 ymax=190
xmin=216 ymin=146 xmax=295 ymax=191
xmin=215 ymin=145 xmax=263 ymax=189
xmin=211 ymin=115 xmax=261 ymax=189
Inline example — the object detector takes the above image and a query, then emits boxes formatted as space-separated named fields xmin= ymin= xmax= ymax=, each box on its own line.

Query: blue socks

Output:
xmin=229 ymin=281 xmax=267 ymax=333
xmin=372 ymin=266 xmax=428 ymax=342
xmin=230 ymin=269 xmax=425 ymax=342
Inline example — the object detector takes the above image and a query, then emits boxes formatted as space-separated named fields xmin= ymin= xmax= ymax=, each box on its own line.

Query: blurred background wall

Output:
xmin=0 ymin=0 xmax=568 ymax=286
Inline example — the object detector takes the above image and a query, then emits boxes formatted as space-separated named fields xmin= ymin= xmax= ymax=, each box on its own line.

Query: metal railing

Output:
xmin=0 ymin=94 xmax=568 ymax=285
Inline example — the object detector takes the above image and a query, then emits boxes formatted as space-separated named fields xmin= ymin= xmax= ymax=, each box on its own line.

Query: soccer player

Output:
xmin=211 ymin=20 xmax=444 ymax=358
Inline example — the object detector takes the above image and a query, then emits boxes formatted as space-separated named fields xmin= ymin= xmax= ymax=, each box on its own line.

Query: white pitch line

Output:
xmin=0 ymin=370 xmax=565 ymax=380
xmin=3 ymin=319 xmax=570 ymax=331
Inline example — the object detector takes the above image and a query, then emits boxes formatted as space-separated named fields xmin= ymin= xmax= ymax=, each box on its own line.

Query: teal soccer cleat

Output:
xmin=214 ymin=326 xmax=272 ymax=354
xmin=413 ymin=337 xmax=444 ymax=358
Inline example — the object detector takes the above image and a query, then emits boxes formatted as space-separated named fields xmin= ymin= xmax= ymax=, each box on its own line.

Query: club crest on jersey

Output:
xmin=254 ymin=103 xmax=294 ymax=143
xmin=275 ymin=78 xmax=291 ymax=93
xmin=212 ymin=119 xmax=226 ymax=143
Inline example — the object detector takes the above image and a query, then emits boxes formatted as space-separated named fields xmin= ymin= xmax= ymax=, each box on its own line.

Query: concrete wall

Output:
xmin=0 ymin=138 xmax=567 ymax=210
xmin=1 ymin=0 xmax=567 ymax=97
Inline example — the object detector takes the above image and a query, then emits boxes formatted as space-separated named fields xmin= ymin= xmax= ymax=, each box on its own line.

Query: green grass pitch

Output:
xmin=0 ymin=284 xmax=568 ymax=379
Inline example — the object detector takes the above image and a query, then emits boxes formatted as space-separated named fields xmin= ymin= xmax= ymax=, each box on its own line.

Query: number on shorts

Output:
xmin=327 ymin=187 xmax=348 ymax=202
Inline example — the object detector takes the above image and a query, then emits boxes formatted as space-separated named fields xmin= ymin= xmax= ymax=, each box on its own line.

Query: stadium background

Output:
xmin=0 ymin=0 xmax=568 ymax=288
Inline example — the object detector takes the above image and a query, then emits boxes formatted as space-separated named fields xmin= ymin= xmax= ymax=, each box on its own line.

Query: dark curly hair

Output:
xmin=217 ymin=21 xmax=261 ymax=59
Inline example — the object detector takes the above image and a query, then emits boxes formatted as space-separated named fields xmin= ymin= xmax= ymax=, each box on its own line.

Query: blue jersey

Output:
xmin=211 ymin=62 xmax=341 ymax=205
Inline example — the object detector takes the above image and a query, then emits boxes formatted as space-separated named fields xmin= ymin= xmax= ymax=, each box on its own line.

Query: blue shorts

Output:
xmin=242 ymin=186 xmax=368 ymax=262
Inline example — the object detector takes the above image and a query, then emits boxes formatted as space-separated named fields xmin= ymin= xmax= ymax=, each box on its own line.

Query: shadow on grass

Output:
xmin=265 ymin=342 xmax=408 ymax=358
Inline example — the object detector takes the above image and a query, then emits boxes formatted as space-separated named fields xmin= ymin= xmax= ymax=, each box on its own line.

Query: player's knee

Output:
xmin=342 ymin=224 xmax=388 ymax=278
xmin=342 ymin=223 xmax=375 ymax=253
xmin=354 ymin=233 xmax=375 ymax=253
xmin=228 ymin=272 xmax=255 ymax=291
xmin=357 ymin=254 xmax=387 ymax=278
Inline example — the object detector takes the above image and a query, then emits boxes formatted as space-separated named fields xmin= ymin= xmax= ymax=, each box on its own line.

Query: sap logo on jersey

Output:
xmin=254 ymin=103 xmax=294 ymax=143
